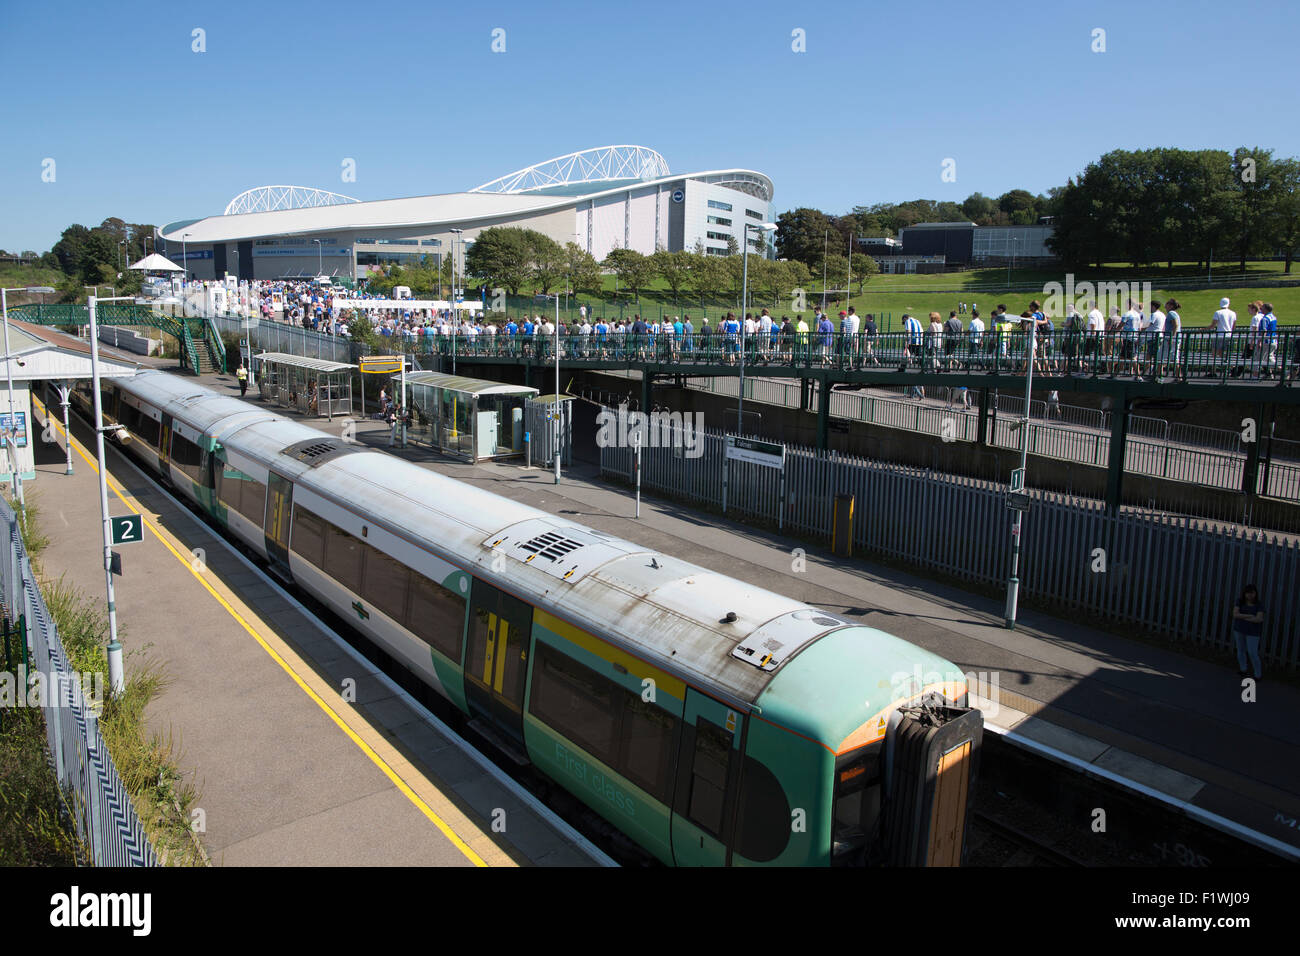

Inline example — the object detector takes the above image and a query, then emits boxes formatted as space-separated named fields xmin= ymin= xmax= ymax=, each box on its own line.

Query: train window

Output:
xmin=324 ymin=521 xmax=363 ymax=595
xmin=529 ymin=644 xmax=618 ymax=766
xmin=290 ymin=506 xmax=325 ymax=567
xmin=407 ymin=571 xmax=466 ymax=662
xmin=171 ymin=432 xmax=203 ymax=481
xmin=832 ymin=748 xmax=882 ymax=864
xmin=135 ymin=413 xmax=160 ymax=448
xmin=734 ymin=755 xmax=791 ymax=863
xmin=220 ymin=467 xmax=266 ymax=527
xmin=687 ymin=721 xmax=732 ymax=837
xmin=361 ymin=543 xmax=411 ymax=624
xmin=618 ymin=695 xmax=676 ymax=803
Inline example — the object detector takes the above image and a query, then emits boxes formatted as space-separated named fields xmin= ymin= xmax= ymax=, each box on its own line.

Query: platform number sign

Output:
xmin=1009 ymin=467 xmax=1025 ymax=492
xmin=110 ymin=514 xmax=143 ymax=545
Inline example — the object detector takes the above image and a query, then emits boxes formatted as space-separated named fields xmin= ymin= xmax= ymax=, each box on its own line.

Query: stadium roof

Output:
xmin=158 ymin=146 xmax=773 ymax=244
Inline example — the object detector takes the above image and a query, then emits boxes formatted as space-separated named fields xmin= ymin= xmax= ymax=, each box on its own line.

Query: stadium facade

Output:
xmin=156 ymin=146 xmax=775 ymax=283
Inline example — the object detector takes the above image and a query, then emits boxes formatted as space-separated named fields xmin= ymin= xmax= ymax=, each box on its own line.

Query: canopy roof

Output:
xmin=254 ymin=352 xmax=355 ymax=373
xmin=406 ymin=371 xmax=539 ymax=397
xmin=129 ymin=253 xmax=185 ymax=272
xmin=1 ymin=321 xmax=142 ymax=381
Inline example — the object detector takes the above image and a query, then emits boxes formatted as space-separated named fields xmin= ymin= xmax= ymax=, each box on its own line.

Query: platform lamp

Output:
xmin=313 ymin=239 xmax=323 ymax=278
xmin=87 ymin=294 xmax=137 ymax=696
xmin=1 ymin=286 xmax=58 ymax=512
xmin=738 ymin=221 xmax=777 ymax=434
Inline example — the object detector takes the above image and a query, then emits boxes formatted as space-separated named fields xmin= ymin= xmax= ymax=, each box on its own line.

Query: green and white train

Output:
xmin=71 ymin=370 xmax=982 ymax=866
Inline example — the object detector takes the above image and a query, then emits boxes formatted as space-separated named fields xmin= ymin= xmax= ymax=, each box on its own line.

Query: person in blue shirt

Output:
xmin=903 ymin=313 xmax=923 ymax=368
xmin=1261 ymin=303 xmax=1279 ymax=377
xmin=1231 ymin=584 xmax=1264 ymax=680
xmin=817 ymin=313 xmax=835 ymax=363
xmin=682 ymin=315 xmax=694 ymax=353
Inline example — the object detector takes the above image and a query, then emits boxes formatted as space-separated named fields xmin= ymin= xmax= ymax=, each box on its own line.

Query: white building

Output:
xmin=157 ymin=146 xmax=775 ymax=283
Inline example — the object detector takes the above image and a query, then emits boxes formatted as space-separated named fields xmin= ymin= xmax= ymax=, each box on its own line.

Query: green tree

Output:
xmin=603 ymin=248 xmax=653 ymax=302
xmin=651 ymin=249 xmax=691 ymax=299
xmin=850 ymin=253 xmax=878 ymax=294
xmin=1233 ymin=147 xmax=1277 ymax=273
xmin=565 ymin=242 xmax=604 ymax=296
xmin=775 ymin=207 xmax=837 ymax=266
xmin=1270 ymin=157 xmax=1300 ymax=273
xmin=464 ymin=227 xmax=532 ymax=295
xmin=528 ymin=232 xmax=566 ymax=293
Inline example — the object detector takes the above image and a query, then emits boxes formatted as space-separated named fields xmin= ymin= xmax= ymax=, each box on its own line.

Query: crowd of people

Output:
xmin=220 ymin=278 xmax=1295 ymax=384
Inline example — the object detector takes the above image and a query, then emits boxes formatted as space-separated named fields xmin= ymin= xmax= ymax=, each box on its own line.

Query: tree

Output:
xmin=961 ymin=192 xmax=999 ymax=224
xmin=51 ymin=224 xmax=91 ymax=276
xmin=565 ymin=242 xmax=604 ymax=296
xmin=604 ymin=248 xmax=653 ymax=302
xmin=528 ymin=232 xmax=566 ymax=293
xmin=464 ymin=227 xmax=533 ymax=295
xmin=1233 ymin=147 xmax=1277 ymax=272
xmin=775 ymin=207 xmax=837 ymax=266
xmin=850 ymin=253 xmax=878 ymax=294
xmin=821 ymin=253 xmax=849 ymax=297
xmin=651 ymin=249 xmax=691 ymax=299
xmin=1270 ymin=157 xmax=1300 ymax=273
xmin=686 ymin=246 xmax=726 ymax=304
xmin=997 ymin=189 xmax=1039 ymax=224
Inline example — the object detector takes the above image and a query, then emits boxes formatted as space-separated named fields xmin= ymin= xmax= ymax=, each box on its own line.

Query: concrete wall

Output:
xmin=99 ymin=325 xmax=159 ymax=356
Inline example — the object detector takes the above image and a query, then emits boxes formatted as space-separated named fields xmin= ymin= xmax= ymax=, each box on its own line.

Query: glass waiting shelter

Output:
xmin=405 ymin=371 xmax=538 ymax=462
xmin=255 ymin=352 xmax=355 ymax=419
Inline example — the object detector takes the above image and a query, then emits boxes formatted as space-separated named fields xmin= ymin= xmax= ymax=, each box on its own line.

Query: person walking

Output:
xmin=236 ymin=362 xmax=249 ymax=397
xmin=1230 ymin=584 xmax=1264 ymax=680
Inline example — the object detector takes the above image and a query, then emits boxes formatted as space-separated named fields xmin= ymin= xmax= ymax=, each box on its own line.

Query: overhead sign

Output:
xmin=725 ymin=435 xmax=784 ymax=469
xmin=359 ymin=356 xmax=404 ymax=374
xmin=0 ymin=412 xmax=27 ymax=448
xmin=110 ymin=514 xmax=144 ymax=544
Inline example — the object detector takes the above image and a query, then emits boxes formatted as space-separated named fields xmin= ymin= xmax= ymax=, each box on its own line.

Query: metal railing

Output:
xmin=599 ymin=419 xmax=1300 ymax=667
xmin=0 ymin=499 xmax=157 ymax=866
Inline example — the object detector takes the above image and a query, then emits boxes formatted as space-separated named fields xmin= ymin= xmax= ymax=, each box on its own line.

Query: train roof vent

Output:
xmin=483 ymin=519 xmax=646 ymax=585
xmin=732 ymin=609 xmax=853 ymax=672
xmin=517 ymin=531 xmax=584 ymax=562
xmin=282 ymin=437 xmax=367 ymax=468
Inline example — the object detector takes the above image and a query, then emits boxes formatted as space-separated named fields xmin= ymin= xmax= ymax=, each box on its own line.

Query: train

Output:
xmin=65 ymin=370 xmax=982 ymax=866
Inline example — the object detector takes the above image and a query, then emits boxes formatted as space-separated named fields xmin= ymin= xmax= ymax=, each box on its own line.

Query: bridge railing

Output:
xmin=425 ymin=327 xmax=1299 ymax=384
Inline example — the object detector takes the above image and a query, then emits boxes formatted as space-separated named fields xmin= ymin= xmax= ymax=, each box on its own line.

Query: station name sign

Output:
xmin=725 ymin=435 xmax=784 ymax=469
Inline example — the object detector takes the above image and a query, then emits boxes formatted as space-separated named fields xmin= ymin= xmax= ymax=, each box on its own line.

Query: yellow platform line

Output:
xmin=36 ymin=398 xmax=492 ymax=867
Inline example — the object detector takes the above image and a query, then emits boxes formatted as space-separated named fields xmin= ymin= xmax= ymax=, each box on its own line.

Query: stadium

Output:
xmin=156 ymin=146 xmax=775 ymax=283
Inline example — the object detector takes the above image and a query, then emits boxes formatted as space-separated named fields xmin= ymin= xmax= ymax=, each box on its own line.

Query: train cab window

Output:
xmin=324 ymin=521 xmax=363 ymax=594
xmin=833 ymin=748 xmax=882 ymax=864
xmin=619 ymin=695 xmax=676 ymax=802
xmin=529 ymin=644 xmax=618 ymax=766
xmin=407 ymin=572 xmax=466 ymax=662
xmin=290 ymin=506 xmax=325 ymax=566
xmin=361 ymin=543 xmax=410 ymax=624
xmin=687 ymin=721 xmax=732 ymax=837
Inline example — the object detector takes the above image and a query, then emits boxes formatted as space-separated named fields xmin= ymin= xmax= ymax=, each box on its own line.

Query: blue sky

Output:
xmin=1 ymin=0 xmax=1297 ymax=251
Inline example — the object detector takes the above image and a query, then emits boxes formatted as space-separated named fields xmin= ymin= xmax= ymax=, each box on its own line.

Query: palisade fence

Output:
xmin=599 ymin=417 xmax=1300 ymax=669
xmin=0 ymin=498 xmax=157 ymax=865
xmin=680 ymin=375 xmax=1300 ymax=503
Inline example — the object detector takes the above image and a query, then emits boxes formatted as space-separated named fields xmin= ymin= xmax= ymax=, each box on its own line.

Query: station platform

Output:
xmin=181 ymin=368 xmax=1300 ymax=864
xmin=29 ymin=394 xmax=611 ymax=867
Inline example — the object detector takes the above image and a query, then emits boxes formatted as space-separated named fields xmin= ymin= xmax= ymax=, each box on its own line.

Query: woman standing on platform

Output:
xmin=1231 ymin=584 xmax=1264 ymax=681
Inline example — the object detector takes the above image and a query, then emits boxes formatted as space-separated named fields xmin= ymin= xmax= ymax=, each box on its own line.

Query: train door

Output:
xmin=158 ymin=413 xmax=172 ymax=472
xmin=463 ymin=579 xmax=531 ymax=747
xmin=264 ymin=472 xmax=293 ymax=571
xmin=671 ymin=689 xmax=745 ymax=866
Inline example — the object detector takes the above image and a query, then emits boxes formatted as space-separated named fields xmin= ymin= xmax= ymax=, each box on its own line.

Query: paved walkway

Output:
xmin=30 ymin=393 xmax=606 ymax=866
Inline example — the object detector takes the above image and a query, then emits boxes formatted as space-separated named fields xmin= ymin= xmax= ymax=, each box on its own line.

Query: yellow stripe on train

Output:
xmin=533 ymin=608 xmax=686 ymax=702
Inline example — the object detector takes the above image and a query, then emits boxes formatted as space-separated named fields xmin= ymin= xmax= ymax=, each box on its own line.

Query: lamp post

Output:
xmin=87 ymin=294 xmax=137 ymax=695
xmin=550 ymin=293 xmax=561 ymax=485
xmin=182 ymin=232 xmax=191 ymax=282
xmin=313 ymin=238 xmax=323 ymax=277
xmin=1 ymin=286 xmax=58 ymax=512
xmin=1004 ymin=321 xmax=1036 ymax=630
xmin=739 ymin=221 xmax=777 ymax=434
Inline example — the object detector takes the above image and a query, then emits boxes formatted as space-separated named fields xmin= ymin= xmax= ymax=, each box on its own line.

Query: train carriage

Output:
xmin=72 ymin=370 xmax=982 ymax=866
